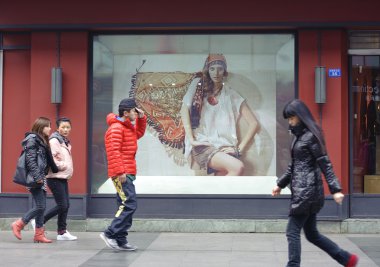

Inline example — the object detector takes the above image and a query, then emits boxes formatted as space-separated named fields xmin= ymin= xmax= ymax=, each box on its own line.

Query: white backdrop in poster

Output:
xmin=98 ymin=176 xmax=291 ymax=194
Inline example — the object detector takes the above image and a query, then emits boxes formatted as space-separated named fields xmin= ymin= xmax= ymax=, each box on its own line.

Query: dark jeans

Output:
xmin=286 ymin=213 xmax=350 ymax=267
xmin=104 ymin=176 xmax=137 ymax=246
xmin=22 ymin=188 xmax=46 ymax=228
xmin=44 ymin=178 xmax=70 ymax=231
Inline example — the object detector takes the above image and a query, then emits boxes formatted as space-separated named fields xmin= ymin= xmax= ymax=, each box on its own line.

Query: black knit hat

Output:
xmin=119 ymin=98 xmax=137 ymax=110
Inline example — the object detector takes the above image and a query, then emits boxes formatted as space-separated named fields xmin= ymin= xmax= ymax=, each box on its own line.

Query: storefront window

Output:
xmin=0 ymin=50 xmax=2 ymax=192
xmin=91 ymin=34 xmax=295 ymax=194
xmin=352 ymin=55 xmax=380 ymax=194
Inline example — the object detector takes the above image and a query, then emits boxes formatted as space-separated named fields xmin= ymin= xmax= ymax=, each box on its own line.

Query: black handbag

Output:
xmin=13 ymin=148 xmax=42 ymax=188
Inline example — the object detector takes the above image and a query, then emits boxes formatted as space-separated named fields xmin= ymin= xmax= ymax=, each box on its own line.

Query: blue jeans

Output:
xmin=104 ymin=176 xmax=137 ymax=246
xmin=22 ymin=188 xmax=46 ymax=228
xmin=286 ymin=213 xmax=350 ymax=267
xmin=44 ymin=178 xmax=70 ymax=231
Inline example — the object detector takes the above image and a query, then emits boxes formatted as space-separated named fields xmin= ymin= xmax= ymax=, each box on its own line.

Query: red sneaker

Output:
xmin=346 ymin=254 xmax=359 ymax=267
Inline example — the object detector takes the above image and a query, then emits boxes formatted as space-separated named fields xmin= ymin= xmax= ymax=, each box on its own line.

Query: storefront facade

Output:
xmin=0 ymin=1 xmax=379 ymax=220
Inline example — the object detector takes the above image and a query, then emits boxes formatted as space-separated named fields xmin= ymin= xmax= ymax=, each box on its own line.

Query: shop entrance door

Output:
xmin=350 ymin=54 xmax=380 ymax=217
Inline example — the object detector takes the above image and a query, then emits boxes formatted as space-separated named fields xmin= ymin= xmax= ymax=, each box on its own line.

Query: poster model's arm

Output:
xmin=238 ymin=101 xmax=260 ymax=154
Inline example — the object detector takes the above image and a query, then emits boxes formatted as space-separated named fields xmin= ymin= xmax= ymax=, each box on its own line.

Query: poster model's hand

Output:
xmin=191 ymin=140 xmax=212 ymax=147
xmin=220 ymin=147 xmax=236 ymax=155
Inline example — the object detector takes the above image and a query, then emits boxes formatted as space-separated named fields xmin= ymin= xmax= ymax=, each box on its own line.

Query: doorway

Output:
xmin=351 ymin=55 xmax=380 ymax=195
xmin=350 ymin=53 xmax=380 ymax=218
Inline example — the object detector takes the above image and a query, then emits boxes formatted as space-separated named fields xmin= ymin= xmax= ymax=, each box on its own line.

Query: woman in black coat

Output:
xmin=272 ymin=99 xmax=358 ymax=267
xmin=11 ymin=117 xmax=58 ymax=243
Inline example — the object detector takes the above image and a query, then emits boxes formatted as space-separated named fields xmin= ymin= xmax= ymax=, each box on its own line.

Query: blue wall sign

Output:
xmin=328 ymin=68 xmax=341 ymax=77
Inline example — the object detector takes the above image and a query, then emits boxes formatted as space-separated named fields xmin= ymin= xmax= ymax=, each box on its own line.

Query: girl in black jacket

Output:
xmin=272 ymin=100 xmax=358 ymax=267
xmin=11 ymin=117 xmax=58 ymax=243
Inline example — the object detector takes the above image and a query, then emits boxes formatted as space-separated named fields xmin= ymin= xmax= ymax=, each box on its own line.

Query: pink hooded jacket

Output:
xmin=46 ymin=133 xmax=73 ymax=179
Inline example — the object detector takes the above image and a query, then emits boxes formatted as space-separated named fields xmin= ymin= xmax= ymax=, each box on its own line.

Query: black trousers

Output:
xmin=286 ymin=213 xmax=350 ymax=267
xmin=22 ymin=188 xmax=46 ymax=228
xmin=44 ymin=178 xmax=70 ymax=231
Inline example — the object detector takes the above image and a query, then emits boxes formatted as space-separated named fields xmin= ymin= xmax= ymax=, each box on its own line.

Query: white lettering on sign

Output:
xmin=328 ymin=69 xmax=341 ymax=77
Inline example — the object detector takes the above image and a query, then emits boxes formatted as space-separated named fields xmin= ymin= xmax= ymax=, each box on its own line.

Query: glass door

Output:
xmin=351 ymin=55 xmax=380 ymax=194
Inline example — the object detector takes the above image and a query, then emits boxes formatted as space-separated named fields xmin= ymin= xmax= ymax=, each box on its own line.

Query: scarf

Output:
xmin=190 ymin=54 xmax=227 ymax=129
xmin=289 ymin=123 xmax=306 ymax=137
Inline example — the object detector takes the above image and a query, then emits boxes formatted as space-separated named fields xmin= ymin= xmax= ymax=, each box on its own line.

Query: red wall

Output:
xmin=2 ymin=47 xmax=31 ymax=193
xmin=2 ymin=32 xmax=88 ymax=194
xmin=58 ymin=32 xmax=89 ymax=194
xmin=0 ymin=1 xmax=379 ymax=28
xmin=2 ymin=30 xmax=351 ymax=195
xmin=298 ymin=30 xmax=349 ymax=193
xmin=1 ymin=5 xmax=352 ymax=195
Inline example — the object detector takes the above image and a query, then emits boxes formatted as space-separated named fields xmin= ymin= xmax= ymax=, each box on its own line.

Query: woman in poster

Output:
xmin=181 ymin=54 xmax=259 ymax=176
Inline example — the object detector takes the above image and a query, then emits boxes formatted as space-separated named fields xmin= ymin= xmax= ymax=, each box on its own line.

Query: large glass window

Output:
xmin=351 ymin=55 xmax=380 ymax=194
xmin=91 ymin=34 xmax=295 ymax=194
xmin=0 ymin=50 xmax=2 ymax=192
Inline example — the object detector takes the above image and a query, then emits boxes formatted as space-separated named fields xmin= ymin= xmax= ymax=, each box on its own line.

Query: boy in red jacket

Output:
xmin=100 ymin=98 xmax=147 ymax=251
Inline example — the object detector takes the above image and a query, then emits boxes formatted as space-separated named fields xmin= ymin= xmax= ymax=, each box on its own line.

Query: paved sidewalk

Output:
xmin=0 ymin=231 xmax=378 ymax=267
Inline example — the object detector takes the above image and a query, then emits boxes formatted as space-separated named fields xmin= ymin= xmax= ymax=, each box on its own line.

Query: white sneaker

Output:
xmin=99 ymin=232 xmax=119 ymax=249
xmin=30 ymin=219 xmax=36 ymax=233
xmin=57 ymin=231 xmax=77 ymax=241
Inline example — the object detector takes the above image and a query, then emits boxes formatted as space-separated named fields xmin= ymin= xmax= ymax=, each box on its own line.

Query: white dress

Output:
xmin=182 ymin=78 xmax=244 ymax=158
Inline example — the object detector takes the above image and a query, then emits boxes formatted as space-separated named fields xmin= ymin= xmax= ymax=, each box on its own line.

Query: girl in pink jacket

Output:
xmin=44 ymin=117 xmax=77 ymax=241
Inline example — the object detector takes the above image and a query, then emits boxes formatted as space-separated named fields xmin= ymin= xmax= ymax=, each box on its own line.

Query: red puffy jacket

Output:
xmin=104 ymin=113 xmax=147 ymax=177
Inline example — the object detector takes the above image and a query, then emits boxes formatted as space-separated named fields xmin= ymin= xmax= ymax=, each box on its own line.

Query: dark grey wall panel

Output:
xmin=0 ymin=194 xmax=351 ymax=220
xmin=350 ymin=195 xmax=380 ymax=218
xmin=0 ymin=194 xmax=30 ymax=216
xmin=318 ymin=197 xmax=348 ymax=220
xmin=0 ymin=194 xmax=87 ymax=219
xmin=88 ymin=195 xmax=347 ymax=220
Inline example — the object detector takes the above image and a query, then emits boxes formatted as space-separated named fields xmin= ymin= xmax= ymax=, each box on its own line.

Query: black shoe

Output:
xmin=117 ymin=243 xmax=138 ymax=251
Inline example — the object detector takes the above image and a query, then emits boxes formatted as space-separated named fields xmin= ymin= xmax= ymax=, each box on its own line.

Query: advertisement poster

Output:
xmin=91 ymin=34 xmax=294 ymax=194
